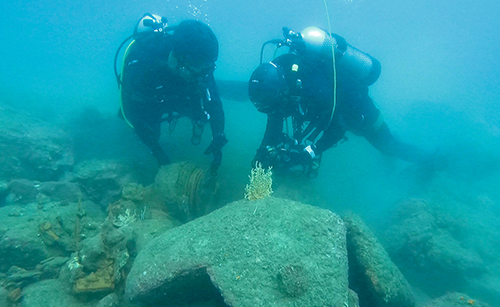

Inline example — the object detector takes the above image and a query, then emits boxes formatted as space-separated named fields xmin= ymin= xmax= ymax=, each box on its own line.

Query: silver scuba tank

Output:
xmin=133 ymin=13 xmax=168 ymax=37
xmin=300 ymin=27 xmax=381 ymax=87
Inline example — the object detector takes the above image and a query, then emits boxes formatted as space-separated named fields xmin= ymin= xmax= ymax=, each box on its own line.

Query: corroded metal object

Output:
xmin=155 ymin=162 xmax=215 ymax=223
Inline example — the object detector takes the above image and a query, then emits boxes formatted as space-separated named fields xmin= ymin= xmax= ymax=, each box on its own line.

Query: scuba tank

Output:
xmin=113 ymin=13 xmax=169 ymax=88
xmin=299 ymin=27 xmax=381 ymax=87
xmin=114 ymin=13 xmax=170 ymax=128
xmin=133 ymin=13 xmax=167 ymax=36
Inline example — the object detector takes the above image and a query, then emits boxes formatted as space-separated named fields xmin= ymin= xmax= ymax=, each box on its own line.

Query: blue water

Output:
xmin=1 ymin=0 xmax=500 ymax=305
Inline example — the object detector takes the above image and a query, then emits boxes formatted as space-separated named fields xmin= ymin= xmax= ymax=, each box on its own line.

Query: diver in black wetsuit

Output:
xmin=249 ymin=27 xmax=432 ymax=178
xmin=117 ymin=15 xmax=227 ymax=175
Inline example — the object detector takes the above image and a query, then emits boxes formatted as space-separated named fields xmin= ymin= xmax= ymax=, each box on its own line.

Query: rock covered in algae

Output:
xmin=22 ymin=279 xmax=92 ymax=307
xmin=126 ymin=197 xmax=348 ymax=306
xmin=0 ymin=106 xmax=74 ymax=182
xmin=73 ymin=159 xmax=136 ymax=208
xmin=422 ymin=292 xmax=492 ymax=307
xmin=96 ymin=293 xmax=120 ymax=307
xmin=343 ymin=212 xmax=415 ymax=307
xmin=384 ymin=198 xmax=484 ymax=294
xmin=0 ymin=222 xmax=50 ymax=271
xmin=0 ymin=287 xmax=8 ymax=307
xmin=348 ymin=288 xmax=360 ymax=307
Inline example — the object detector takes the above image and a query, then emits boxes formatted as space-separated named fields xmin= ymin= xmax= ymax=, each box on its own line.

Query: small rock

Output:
xmin=38 ymin=181 xmax=82 ymax=203
xmin=422 ymin=292 xmax=492 ymax=307
xmin=348 ymin=289 xmax=360 ymax=307
xmin=0 ymin=181 xmax=8 ymax=196
xmin=79 ymin=235 xmax=105 ymax=272
xmin=96 ymin=293 xmax=119 ymax=307
xmin=121 ymin=183 xmax=144 ymax=202
xmin=36 ymin=257 xmax=70 ymax=279
xmin=7 ymin=266 xmax=42 ymax=285
xmin=6 ymin=180 xmax=39 ymax=205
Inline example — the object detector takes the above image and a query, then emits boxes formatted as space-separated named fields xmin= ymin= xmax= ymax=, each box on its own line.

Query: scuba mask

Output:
xmin=169 ymin=51 xmax=215 ymax=82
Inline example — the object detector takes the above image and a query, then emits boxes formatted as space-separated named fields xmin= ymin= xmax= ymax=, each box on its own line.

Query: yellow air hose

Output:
xmin=323 ymin=0 xmax=337 ymax=129
xmin=119 ymin=40 xmax=136 ymax=128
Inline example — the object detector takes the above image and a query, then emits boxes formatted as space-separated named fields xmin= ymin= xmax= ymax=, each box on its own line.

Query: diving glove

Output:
xmin=151 ymin=144 xmax=170 ymax=166
xmin=205 ymin=133 xmax=227 ymax=175
xmin=204 ymin=133 xmax=228 ymax=155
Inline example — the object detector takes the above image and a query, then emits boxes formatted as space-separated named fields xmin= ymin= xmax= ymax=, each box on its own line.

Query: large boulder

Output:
xmin=0 ymin=198 xmax=105 ymax=273
xmin=72 ymin=159 xmax=136 ymax=207
xmin=5 ymin=179 xmax=39 ymax=205
xmin=126 ymin=197 xmax=349 ymax=306
xmin=5 ymin=179 xmax=82 ymax=206
xmin=384 ymin=198 xmax=484 ymax=295
xmin=21 ymin=278 xmax=94 ymax=307
xmin=0 ymin=221 xmax=51 ymax=272
xmin=0 ymin=106 xmax=74 ymax=181
xmin=343 ymin=212 xmax=415 ymax=307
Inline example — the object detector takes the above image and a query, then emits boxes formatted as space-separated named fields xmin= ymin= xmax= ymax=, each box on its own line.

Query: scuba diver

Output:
xmin=115 ymin=14 xmax=227 ymax=175
xmin=249 ymin=27 xmax=435 ymax=178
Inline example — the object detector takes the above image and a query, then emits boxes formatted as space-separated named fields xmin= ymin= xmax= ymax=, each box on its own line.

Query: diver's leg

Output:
xmin=363 ymin=121 xmax=430 ymax=163
xmin=122 ymin=93 xmax=170 ymax=166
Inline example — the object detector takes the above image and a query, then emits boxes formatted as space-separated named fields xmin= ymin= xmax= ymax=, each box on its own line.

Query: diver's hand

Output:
xmin=209 ymin=150 xmax=222 ymax=176
xmin=300 ymin=145 xmax=322 ymax=177
xmin=300 ymin=145 xmax=316 ymax=165
xmin=205 ymin=133 xmax=227 ymax=176
xmin=204 ymin=133 xmax=228 ymax=155
xmin=302 ymin=145 xmax=321 ymax=178
xmin=151 ymin=144 xmax=170 ymax=166
xmin=252 ymin=145 xmax=280 ymax=169
xmin=284 ymin=144 xmax=321 ymax=177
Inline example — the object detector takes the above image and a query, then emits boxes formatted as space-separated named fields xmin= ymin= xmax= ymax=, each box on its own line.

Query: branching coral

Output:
xmin=113 ymin=209 xmax=136 ymax=227
xmin=244 ymin=162 xmax=273 ymax=201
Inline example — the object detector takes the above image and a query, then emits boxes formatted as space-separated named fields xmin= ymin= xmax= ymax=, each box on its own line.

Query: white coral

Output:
xmin=113 ymin=209 xmax=136 ymax=227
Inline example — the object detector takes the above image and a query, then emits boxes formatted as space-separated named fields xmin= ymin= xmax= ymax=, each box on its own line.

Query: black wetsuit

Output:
xmin=120 ymin=33 xmax=225 ymax=167
xmin=257 ymin=54 xmax=428 ymax=171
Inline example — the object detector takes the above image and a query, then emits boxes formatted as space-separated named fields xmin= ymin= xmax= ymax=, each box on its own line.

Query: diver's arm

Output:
xmin=203 ymin=74 xmax=227 ymax=174
xmin=203 ymin=74 xmax=225 ymax=138
xmin=315 ymin=121 xmax=346 ymax=154
xmin=260 ymin=114 xmax=284 ymax=148
xmin=252 ymin=114 xmax=284 ymax=168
